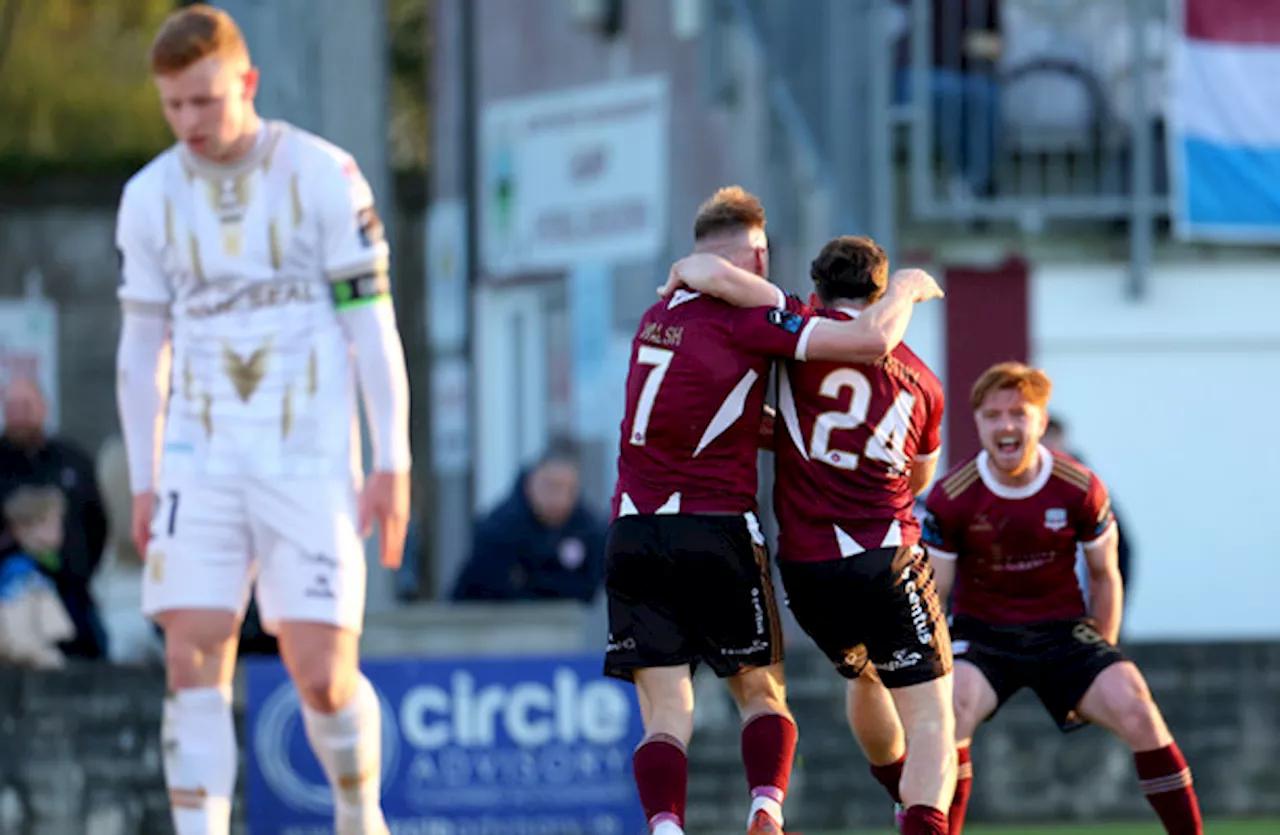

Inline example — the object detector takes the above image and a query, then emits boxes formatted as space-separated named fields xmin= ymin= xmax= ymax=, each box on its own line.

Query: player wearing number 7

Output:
xmin=663 ymin=236 xmax=955 ymax=835
xmin=604 ymin=188 xmax=943 ymax=835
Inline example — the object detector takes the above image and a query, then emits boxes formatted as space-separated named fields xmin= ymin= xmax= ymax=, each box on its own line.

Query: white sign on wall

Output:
xmin=480 ymin=75 xmax=671 ymax=277
xmin=0 ymin=298 xmax=59 ymax=432
xmin=425 ymin=199 xmax=469 ymax=352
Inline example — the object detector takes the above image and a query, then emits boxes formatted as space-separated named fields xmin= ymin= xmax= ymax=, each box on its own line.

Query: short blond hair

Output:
xmin=149 ymin=4 xmax=249 ymax=76
xmin=3 ymin=486 xmax=65 ymax=530
xmin=693 ymin=186 xmax=766 ymax=241
xmin=970 ymin=361 xmax=1053 ymax=412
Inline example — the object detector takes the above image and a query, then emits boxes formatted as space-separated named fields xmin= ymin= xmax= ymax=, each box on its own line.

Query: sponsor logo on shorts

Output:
xmin=901 ymin=566 xmax=934 ymax=645
xmin=721 ymin=639 xmax=769 ymax=657
xmin=1045 ymin=508 xmax=1068 ymax=531
xmin=879 ymin=648 xmax=923 ymax=672
xmin=605 ymin=634 xmax=636 ymax=653
xmin=751 ymin=587 xmax=766 ymax=636
xmin=1073 ymin=622 xmax=1104 ymax=645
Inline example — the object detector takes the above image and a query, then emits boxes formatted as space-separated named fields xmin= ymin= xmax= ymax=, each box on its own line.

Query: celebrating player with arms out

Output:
xmin=922 ymin=363 xmax=1202 ymax=835
xmin=605 ymin=188 xmax=942 ymax=835
xmin=115 ymin=7 xmax=409 ymax=834
xmin=664 ymin=237 xmax=955 ymax=835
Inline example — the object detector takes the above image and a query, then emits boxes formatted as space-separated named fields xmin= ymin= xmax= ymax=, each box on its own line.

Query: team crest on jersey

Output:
xmin=1044 ymin=508 xmax=1068 ymax=531
xmin=766 ymin=308 xmax=803 ymax=334
xmin=356 ymin=206 xmax=385 ymax=248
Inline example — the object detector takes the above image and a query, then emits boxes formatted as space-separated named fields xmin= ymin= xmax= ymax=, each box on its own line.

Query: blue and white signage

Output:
xmin=245 ymin=655 xmax=646 ymax=835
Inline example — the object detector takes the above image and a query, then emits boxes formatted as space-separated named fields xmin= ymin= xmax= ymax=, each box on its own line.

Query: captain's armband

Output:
xmin=330 ymin=271 xmax=392 ymax=311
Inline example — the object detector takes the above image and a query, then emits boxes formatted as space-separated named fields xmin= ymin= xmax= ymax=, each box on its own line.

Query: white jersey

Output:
xmin=116 ymin=120 xmax=387 ymax=483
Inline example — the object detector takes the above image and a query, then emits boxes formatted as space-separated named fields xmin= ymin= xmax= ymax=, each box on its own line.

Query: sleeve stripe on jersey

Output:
xmin=1050 ymin=458 xmax=1092 ymax=492
xmin=121 ymin=299 xmax=171 ymax=318
xmin=915 ymin=447 xmax=942 ymax=463
xmin=940 ymin=460 xmax=980 ymax=499
xmin=1081 ymin=519 xmax=1118 ymax=548
xmin=925 ymin=546 xmax=958 ymax=561
xmin=794 ymin=318 xmax=820 ymax=361
xmin=770 ymin=285 xmax=786 ymax=309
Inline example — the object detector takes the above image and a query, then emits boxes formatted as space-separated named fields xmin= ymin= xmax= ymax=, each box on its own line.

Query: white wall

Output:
xmin=1032 ymin=261 xmax=1280 ymax=639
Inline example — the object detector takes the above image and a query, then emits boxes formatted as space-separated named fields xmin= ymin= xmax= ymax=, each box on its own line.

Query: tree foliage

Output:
xmin=0 ymin=0 xmax=175 ymax=167
xmin=0 ymin=0 xmax=431 ymax=173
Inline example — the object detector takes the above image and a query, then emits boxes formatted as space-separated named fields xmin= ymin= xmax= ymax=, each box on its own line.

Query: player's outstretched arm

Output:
xmin=320 ymin=154 xmax=412 ymax=569
xmin=803 ymin=268 xmax=943 ymax=362
xmin=661 ymin=253 xmax=784 ymax=308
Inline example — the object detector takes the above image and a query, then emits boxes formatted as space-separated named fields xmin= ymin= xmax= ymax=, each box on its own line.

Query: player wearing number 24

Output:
xmin=660 ymin=236 xmax=956 ymax=835
xmin=603 ymin=186 xmax=943 ymax=835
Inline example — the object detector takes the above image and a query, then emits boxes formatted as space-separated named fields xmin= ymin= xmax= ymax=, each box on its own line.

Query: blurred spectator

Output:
xmin=0 ymin=486 xmax=76 ymax=668
xmin=896 ymin=0 xmax=1003 ymax=200
xmin=452 ymin=440 xmax=606 ymax=603
xmin=1044 ymin=416 xmax=1134 ymax=604
xmin=0 ymin=377 xmax=109 ymax=659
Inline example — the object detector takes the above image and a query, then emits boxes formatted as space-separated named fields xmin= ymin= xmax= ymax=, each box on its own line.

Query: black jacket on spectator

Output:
xmin=451 ymin=471 xmax=606 ymax=604
xmin=0 ymin=436 xmax=109 ymax=659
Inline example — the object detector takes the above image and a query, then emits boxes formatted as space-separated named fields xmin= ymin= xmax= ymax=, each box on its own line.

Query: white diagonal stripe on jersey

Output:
xmin=835 ymin=525 xmax=865 ymax=558
xmin=693 ymin=369 xmax=759 ymax=457
xmin=655 ymin=492 xmax=682 ymax=514
xmin=619 ymin=492 xmax=640 ymax=517
xmin=880 ymin=520 xmax=902 ymax=548
xmin=776 ymin=363 xmax=809 ymax=459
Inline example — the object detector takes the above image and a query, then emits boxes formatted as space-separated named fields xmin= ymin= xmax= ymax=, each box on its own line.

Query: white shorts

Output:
xmin=141 ymin=473 xmax=366 ymax=634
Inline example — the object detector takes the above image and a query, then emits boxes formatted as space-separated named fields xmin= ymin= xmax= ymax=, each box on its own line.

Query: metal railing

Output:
xmin=708 ymin=0 xmax=1175 ymax=292
xmin=907 ymin=0 xmax=1169 ymax=227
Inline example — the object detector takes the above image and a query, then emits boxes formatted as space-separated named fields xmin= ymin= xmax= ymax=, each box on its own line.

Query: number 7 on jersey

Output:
xmin=629 ymin=345 xmax=673 ymax=446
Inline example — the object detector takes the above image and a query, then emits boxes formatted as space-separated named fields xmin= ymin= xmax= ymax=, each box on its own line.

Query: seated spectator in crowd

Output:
xmin=452 ymin=440 xmax=606 ymax=603
xmin=0 ymin=487 xmax=76 ymax=668
xmin=0 ymin=377 xmax=109 ymax=659
xmin=1044 ymin=416 xmax=1135 ymax=604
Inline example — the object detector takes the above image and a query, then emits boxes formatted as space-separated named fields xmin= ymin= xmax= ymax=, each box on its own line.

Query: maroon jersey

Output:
xmin=612 ymin=289 xmax=819 ymax=518
xmin=773 ymin=306 xmax=944 ymax=562
xmin=921 ymin=447 xmax=1117 ymax=625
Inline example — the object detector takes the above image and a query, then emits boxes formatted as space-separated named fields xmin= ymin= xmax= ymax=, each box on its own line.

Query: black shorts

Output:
xmin=603 ymin=514 xmax=783 ymax=682
xmin=951 ymin=614 xmax=1127 ymax=732
xmin=779 ymin=544 xmax=952 ymax=689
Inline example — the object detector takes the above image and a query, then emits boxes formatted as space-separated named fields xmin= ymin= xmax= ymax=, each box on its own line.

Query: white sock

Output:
xmin=301 ymin=674 xmax=388 ymax=835
xmin=653 ymin=820 xmax=684 ymax=835
xmin=749 ymin=794 xmax=784 ymax=827
xmin=162 ymin=687 xmax=236 ymax=835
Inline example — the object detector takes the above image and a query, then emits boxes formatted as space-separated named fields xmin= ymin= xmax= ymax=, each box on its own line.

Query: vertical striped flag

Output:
xmin=1170 ymin=0 xmax=1280 ymax=241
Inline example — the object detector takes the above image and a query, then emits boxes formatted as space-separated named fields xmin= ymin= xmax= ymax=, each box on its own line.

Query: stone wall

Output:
xmin=0 ymin=640 xmax=1276 ymax=834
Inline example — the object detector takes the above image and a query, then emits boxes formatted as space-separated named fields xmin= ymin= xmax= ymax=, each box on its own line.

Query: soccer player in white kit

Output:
xmin=113 ymin=7 xmax=410 ymax=835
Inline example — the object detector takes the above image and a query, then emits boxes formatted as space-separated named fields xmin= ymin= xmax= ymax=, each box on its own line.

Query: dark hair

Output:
xmin=1046 ymin=416 xmax=1066 ymax=434
xmin=693 ymin=186 xmax=766 ymax=241
xmin=810 ymin=236 xmax=889 ymax=305
xmin=537 ymin=437 xmax=581 ymax=469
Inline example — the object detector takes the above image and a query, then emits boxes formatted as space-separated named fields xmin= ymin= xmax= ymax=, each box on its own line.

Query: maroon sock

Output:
xmin=949 ymin=743 xmax=973 ymax=835
xmin=869 ymin=754 xmax=905 ymax=804
xmin=902 ymin=804 xmax=948 ymax=835
xmin=741 ymin=712 xmax=798 ymax=805
xmin=1135 ymin=743 xmax=1203 ymax=835
xmin=633 ymin=734 xmax=688 ymax=830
